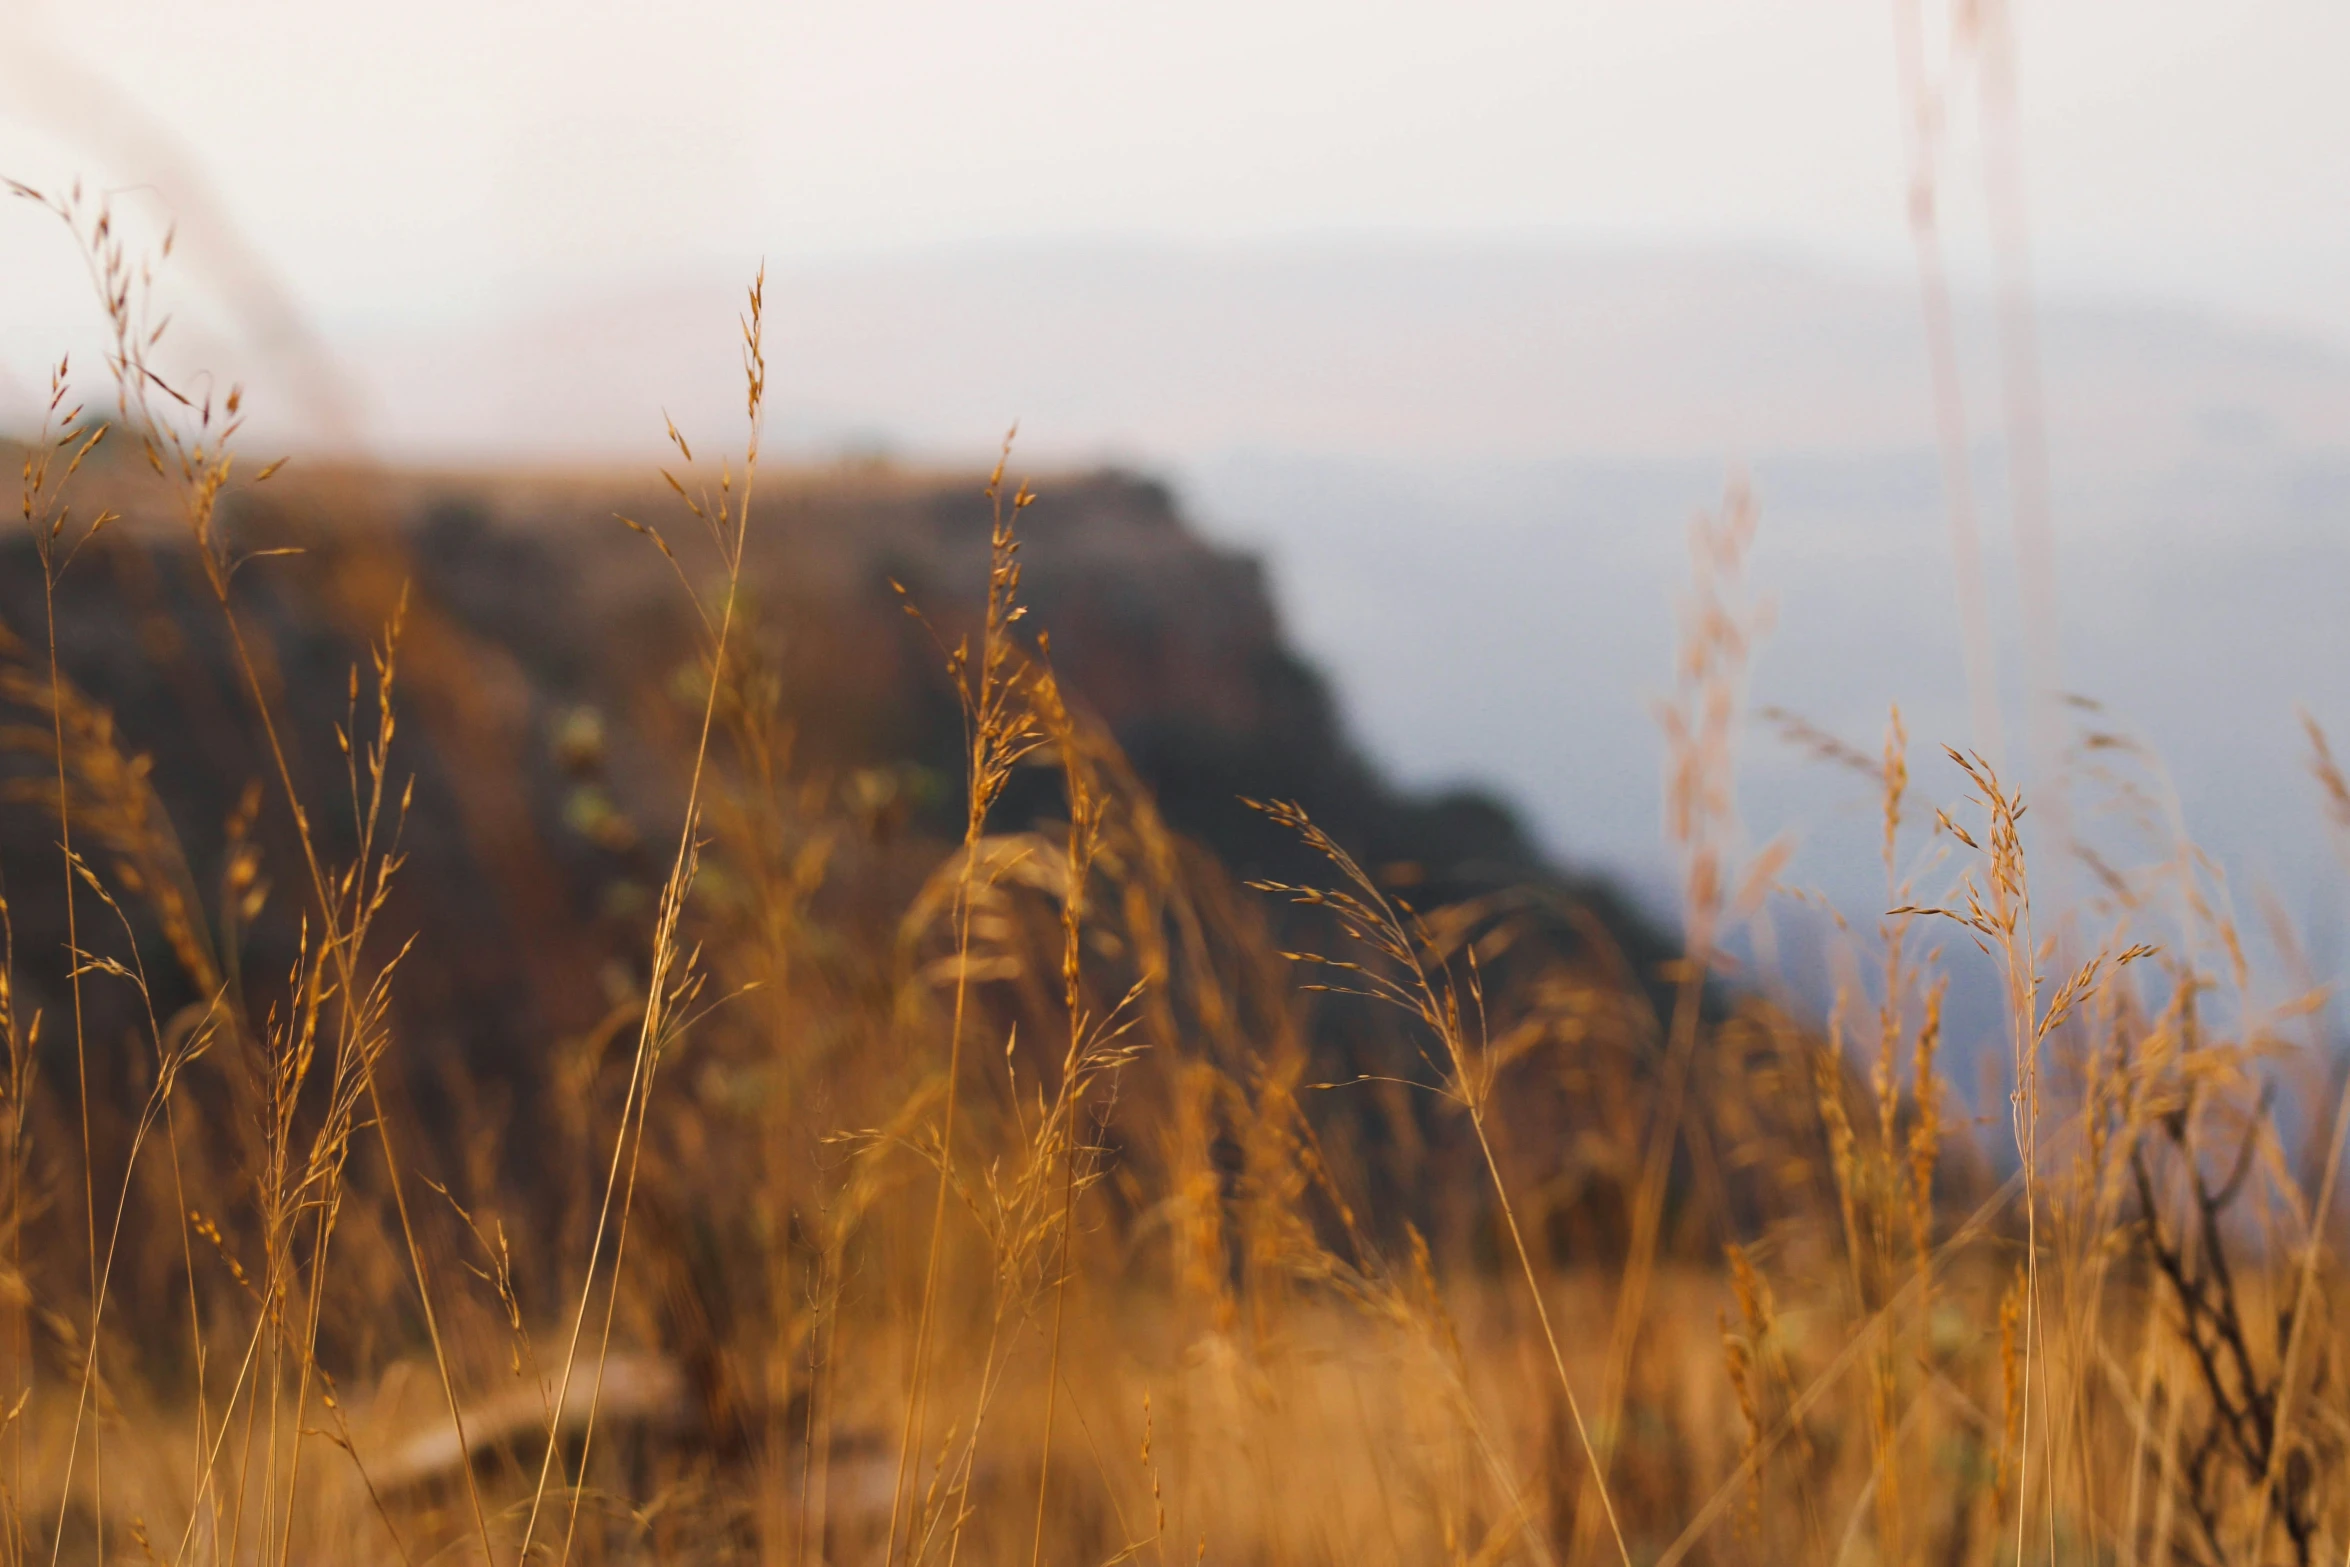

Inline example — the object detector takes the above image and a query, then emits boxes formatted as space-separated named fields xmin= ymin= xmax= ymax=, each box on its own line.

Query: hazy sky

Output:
xmin=3 ymin=0 xmax=2348 ymax=347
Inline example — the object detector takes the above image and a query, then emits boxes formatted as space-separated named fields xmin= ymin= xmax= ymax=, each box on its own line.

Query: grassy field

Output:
xmin=4 ymin=181 xmax=2349 ymax=1567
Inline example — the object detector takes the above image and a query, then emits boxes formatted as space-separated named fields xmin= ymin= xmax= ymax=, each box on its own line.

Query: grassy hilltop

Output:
xmin=0 ymin=201 xmax=2343 ymax=1567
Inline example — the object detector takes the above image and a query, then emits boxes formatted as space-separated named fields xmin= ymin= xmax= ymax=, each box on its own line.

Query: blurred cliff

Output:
xmin=0 ymin=451 xmax=1674 ymax=1126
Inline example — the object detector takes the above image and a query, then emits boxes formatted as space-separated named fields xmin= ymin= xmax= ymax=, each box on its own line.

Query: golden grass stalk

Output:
xmin=9 ymin=311 xmax=115 ymax=1567
xmin=1583 ymin=483 xmax=1773 ymax=1534
xmin=17 ymin=178 xmax=478 ymax=1567
xmin=1249 ymin=798 xmax=1634 ymax=1567
xmin=520 ymin=270 xmax=771 ymax=1567
xmin=882 ymin=437 xmax=1050 ymax=1567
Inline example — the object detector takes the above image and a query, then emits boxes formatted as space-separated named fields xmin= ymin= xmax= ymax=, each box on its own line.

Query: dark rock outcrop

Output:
xmin=0 ymin=456 xmax=1675 ymax=1120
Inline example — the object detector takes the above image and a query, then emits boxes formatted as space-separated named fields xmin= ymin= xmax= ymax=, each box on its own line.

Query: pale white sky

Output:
xmin=2 ymin=0 xmax=2346 ymax=348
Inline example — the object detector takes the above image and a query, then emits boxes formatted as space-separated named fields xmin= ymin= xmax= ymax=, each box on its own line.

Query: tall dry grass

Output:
xmin=1 ymin=185 xmax=2347 ymax=1567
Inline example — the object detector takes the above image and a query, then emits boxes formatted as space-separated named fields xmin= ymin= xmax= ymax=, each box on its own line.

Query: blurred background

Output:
xmin=6 ymin=0 xmax=2350 ymax=995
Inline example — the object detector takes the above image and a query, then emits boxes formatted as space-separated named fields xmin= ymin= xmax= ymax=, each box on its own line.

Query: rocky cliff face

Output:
xmin=0 ymin=454 xmax=1671 ymax=1103
xmin=389 ymin=463 xmax=1565 ymax=881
